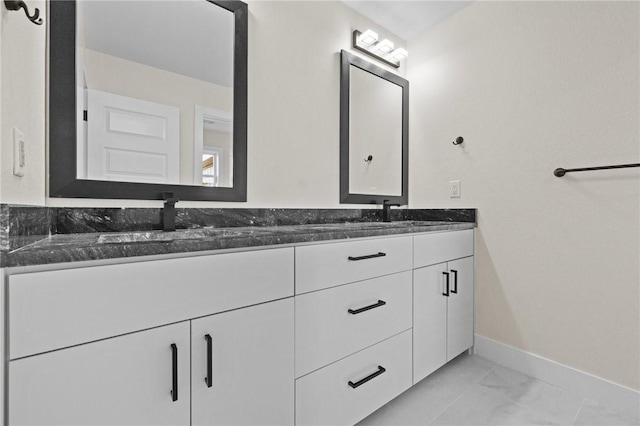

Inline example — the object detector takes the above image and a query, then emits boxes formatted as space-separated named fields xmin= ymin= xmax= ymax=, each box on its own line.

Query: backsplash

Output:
xmin=0 ymin=204 xmax=57 ymax=252
xmin=0 ymin=205 xmax=475 ymax=253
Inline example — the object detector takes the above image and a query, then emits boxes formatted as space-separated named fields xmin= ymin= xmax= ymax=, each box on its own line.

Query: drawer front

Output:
xmin=295 ymin=236 xmax=412 ymax=294
xmin=413 ymin=229 xmax=474 ymax=268
xmin=9 ymin=247 xmax=294 ymax=359
xmin=295 ymin=271 xmax=412 ymax=377
xmin=296 ymin=329 xmax=412 ymax=426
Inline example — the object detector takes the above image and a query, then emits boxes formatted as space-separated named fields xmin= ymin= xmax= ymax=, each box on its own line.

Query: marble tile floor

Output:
xmin=358 ymin=354 xmax=640 ymax=426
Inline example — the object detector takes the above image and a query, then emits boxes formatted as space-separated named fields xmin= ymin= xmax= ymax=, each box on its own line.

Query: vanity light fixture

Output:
xmin=374 ymin=39 xmax=394 ymax=54
xmin=390 ymin=48 xmax=408 ymax=62
xmin=358 ymin=29 xmax=378 ymax=46
xmin=352 ymin=29 xmax=408 ymax=69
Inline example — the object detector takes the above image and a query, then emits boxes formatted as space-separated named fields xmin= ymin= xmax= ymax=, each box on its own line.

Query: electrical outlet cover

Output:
xmin=13 ymin=128 xmax=25 ymax=177
xmin=450 ymin=180 xmax=461 ymax=198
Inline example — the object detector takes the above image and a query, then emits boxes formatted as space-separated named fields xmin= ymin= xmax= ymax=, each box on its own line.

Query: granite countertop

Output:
xmin=5 ymin=220 xmax=474 ymax=268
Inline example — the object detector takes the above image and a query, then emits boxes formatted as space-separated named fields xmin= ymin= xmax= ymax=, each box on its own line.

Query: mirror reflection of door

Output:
xmin=83 ymin=89 xmax=180 ymax=184
xmin=348 ymin=65 xmax=403 ymax=196
xmin=76 ymin=0 xmax=234 ymax=186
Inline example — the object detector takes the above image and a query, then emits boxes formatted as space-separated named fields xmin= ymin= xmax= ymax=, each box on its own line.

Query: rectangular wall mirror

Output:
xmin=49 ymin=0 xmax=247 ymax=201
xmin=340 ymin=50 xmax=409 ymax=205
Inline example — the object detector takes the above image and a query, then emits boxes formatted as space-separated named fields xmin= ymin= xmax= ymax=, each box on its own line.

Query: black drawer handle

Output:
xmin=170 ymin=343 xmax=178 ymax=402
xmin=443 ymin=272 xmax=450 ymax=297
xmin=450 ymin=270 xmax=458 ymax=294
xmin=204 ymin=334 xmax=213 ymax=388
xmin=348 ymin=366 xmax=386 ymax=389
xmin=348 ymin=252 xmax=386 ymax=261
xmin=348 ymin=300 xmax=386 ymax=315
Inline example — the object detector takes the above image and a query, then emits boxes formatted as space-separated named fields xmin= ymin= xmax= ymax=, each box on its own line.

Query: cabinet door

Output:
xmin=9 ymin=322 xmax=190 ymax=426
xmin=447 ymin=256 xmax=474 ymax=360
xmin=191 ymin=298 xmax=294 ymax=426
xmin=413 ymin=263 xmax=448 ymax=383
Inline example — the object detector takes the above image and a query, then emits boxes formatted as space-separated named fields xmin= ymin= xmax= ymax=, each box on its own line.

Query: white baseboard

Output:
xmin=474 ymin=334 xmax=640 ymax=420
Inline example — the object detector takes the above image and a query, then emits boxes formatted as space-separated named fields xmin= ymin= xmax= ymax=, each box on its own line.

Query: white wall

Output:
xmin=245 ymin=1 xmax=405 ymax=208
xmin=1 ymin=0 xmax=46 ymax=205
xmin=0 ymin=0 xmax=406 ymax=207
xmin=408 ymin=1 xmax=639 ymax=390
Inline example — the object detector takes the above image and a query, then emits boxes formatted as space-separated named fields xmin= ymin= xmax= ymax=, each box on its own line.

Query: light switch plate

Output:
xmin=13 ymin=128 xmax=25 ymax=177
xmin=450 ymin=180 xmax=461 ymax=198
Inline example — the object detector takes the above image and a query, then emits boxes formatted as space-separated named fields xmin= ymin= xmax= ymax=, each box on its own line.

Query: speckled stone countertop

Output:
xmin=4 ymin=220 xmax=474 ymax=268
xmin=0 ymin=206 xmax=476 ymax=267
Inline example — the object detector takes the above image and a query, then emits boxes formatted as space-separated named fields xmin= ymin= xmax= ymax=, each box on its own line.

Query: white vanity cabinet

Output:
xmin=295 ymin=236 xmax=414 ymax=426
xmin=3 ymin=227 xmax=475 ymax=426
xmin=6 ymin=247 xmax=295 ymax=426
xmin=413 ymin=230 xmax=475 ymax=383
xmin=10 ymin=299 xmax=295 ymax=426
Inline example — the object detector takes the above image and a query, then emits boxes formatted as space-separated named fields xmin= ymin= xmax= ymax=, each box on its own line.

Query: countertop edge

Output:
xmin=2 ymin=222 xmax=475 ymax=269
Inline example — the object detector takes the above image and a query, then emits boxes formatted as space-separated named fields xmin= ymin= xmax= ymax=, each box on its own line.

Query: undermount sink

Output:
xmin=296 ymin=221 xmax=445 ymax=231
xmin=97 ymin=233 xmax=198 ymax=244
xmin=96 ymin=228 xmax=246 ymax=244
xmin=95 ymin=221 xmax=451 ymax=244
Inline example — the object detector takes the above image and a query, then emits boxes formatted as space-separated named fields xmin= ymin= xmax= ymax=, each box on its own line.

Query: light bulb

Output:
xmin=390 ymin=48 xmax=408 ymax=62
xmin=359 ymin=29 xmax=378 ymax=46
xmin=375 ymin=39 xmax=394 ymax=54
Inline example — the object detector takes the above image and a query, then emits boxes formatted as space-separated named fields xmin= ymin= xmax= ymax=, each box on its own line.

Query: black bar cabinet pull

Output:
xmin=554 ymin=163 xmax=640 ymax=177
xmin=348 ymin=252 xmax=386 ymax=261
xmin=348 ymin=366 xmax=386 ymax=389
xmin=442 ymin=272 xmax=450 ymax=297
xmin=204 ymin=334 xmax=213 ymax=388
xmin=348 ymin=300 xmax=386 ymax=315
xmin=450 ymin=270 xmax=458 ymax=294
xmin=170 ymin=343 xmax=178 ymax=402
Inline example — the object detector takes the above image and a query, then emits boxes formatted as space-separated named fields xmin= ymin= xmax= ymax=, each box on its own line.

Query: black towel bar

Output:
xmin=554 ymin=163 xmax=640 ymax=177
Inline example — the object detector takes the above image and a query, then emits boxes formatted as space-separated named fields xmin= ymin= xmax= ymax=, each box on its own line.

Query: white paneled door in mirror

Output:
xmin=76 ymin=0 xmax=234 ymax=186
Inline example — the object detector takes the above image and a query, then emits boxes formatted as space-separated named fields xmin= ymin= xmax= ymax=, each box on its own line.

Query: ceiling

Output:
xmin=341 ymin=1 xmax=473 ymax=41
xmin=82 ymin=1 xmax=234 ymax=88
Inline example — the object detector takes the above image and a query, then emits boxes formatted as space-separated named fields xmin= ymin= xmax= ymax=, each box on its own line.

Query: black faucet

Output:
xmin=381 ymin=200 xmax=400 ymax=222
xmin=162 ymin=192 xmax=179 ymax=232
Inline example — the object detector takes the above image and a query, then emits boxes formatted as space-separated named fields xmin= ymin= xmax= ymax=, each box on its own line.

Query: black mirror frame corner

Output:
xmin=49 ymin=0 xmax=248 ymax=201
xmin=339 ymin=50 xmax=409 ymax=206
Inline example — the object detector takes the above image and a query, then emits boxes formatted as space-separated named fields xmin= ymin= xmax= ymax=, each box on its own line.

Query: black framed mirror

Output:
xmin=49 ymin=0 xmax=247 ymax=201
xmin=340 ymin=50 xmax=408 ymax=205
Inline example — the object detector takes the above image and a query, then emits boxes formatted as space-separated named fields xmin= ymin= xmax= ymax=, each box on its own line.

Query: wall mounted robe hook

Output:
xmin=452 ymin=136 xmax=464 ymax=146
xmin=4 ymin=0 xmax=43 ymax=25
xmin=364 ymin=155 xmax=373 ymax=163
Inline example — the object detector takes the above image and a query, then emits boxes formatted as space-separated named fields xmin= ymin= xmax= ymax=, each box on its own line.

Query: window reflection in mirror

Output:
xmin=76 ymin=0 xmax=234 ymax=187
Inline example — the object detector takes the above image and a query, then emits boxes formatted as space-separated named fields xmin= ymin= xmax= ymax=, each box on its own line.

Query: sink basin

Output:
xmin=98 ymin=233 xmax=197 ymax=244
xmin=95 ymin=221 xmax=453 ymax=244
xmin=295 ymin=221 xmax=445 ymax=231
xmin=97 ymin=228 xmax=246 ymax=244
